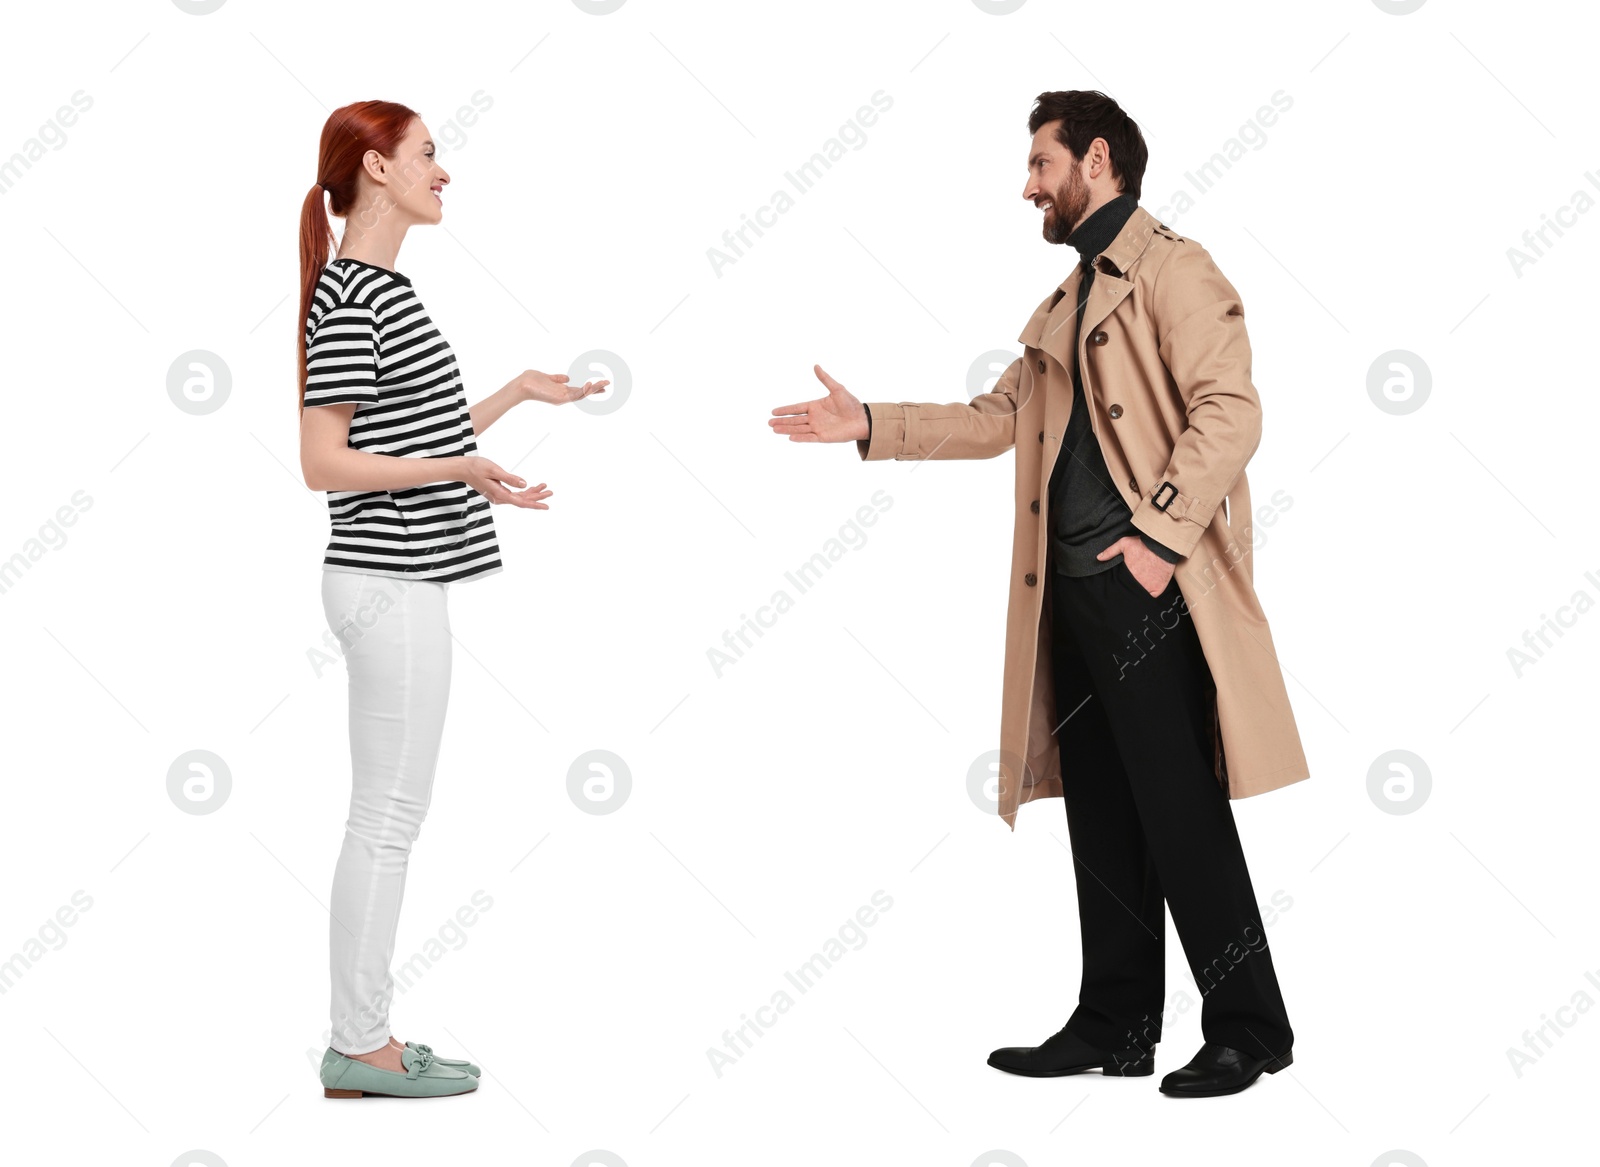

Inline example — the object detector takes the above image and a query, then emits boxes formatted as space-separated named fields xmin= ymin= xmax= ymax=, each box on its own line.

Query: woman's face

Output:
xmin=364 ymin=117 xmax=449 ymax=225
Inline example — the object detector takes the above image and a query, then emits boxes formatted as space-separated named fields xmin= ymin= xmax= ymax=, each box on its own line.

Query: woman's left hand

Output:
xmin=516 ymin=369 xmax=610 ymax=405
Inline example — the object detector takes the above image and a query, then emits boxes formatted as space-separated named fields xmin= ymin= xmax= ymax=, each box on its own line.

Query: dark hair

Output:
xmin=1027 ymin=90 xmax=1147 ymax=201
xmin=296 ymin=99 xmax=420 ymax=412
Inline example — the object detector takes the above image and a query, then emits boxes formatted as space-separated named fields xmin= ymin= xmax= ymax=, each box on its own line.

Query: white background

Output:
xmin=1 ymin=1 xmax=1594 ymax=1164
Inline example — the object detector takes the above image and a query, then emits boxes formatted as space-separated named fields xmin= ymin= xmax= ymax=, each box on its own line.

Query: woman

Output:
xmin=297 ymin=100 xmax=605 ymax=1099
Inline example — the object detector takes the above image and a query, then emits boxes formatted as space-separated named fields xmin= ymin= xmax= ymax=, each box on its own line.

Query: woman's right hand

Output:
xmin=458 ymin=455 xmax=553 ymax=509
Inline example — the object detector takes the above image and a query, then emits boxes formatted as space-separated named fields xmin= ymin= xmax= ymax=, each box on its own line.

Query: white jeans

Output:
xmin=320 ymin=568 xmax=452 ymax=1056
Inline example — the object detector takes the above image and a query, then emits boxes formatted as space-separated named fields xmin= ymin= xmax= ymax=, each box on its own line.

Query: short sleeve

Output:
xmin=304 ymin=301 xmax=380 ymax=408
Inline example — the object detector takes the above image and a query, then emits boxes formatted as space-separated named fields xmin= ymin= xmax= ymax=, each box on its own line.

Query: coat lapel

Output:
xmin=1015 ymin=204 xmax=1162 ymax=375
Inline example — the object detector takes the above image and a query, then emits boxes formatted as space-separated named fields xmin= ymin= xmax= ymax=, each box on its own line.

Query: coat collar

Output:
xmin=1017 ymin=203 xmax=1162 ymax=373
xmin=1092 ymin=201 xmax=1160 ymax=279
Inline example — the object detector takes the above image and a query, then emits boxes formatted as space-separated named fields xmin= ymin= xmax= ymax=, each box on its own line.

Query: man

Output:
xmin=768 ymin=90 xmax=1309 ymax=1098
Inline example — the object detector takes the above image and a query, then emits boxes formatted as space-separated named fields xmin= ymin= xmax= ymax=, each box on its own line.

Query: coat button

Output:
xmin=1090 ymin=330 xmax=1108 ymax=346
xmin=1128 ymin=477 xmax=1137 ymax=491
xmin=1108 ymin=403 xmax=1124 ymax=419
xmin=1036 ymin=359 xmax=1046 ymax=373
xmin=1029 ymin=499 xmax=1039 ymax=514
xmin=1024 ymin=572 xmax=1037 ymax=586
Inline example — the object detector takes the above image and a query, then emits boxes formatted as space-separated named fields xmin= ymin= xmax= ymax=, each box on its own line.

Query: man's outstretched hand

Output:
xmin=769 ymin=365 xmax=869 ymax=443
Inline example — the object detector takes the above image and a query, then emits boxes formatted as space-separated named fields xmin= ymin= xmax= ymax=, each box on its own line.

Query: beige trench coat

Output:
xmin=858 ymin=204 xmax=1309 ymax=829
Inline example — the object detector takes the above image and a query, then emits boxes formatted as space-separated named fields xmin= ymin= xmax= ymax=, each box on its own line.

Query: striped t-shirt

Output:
xmin=302 ymin=257 xmax=503 ymax=583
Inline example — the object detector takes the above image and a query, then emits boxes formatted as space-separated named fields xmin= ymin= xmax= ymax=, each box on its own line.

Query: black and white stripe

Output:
xmin=303 ymin=257 xmax=503 ymax=584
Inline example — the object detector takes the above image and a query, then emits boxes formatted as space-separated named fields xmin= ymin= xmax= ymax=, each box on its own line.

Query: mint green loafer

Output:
xmin=405 ymin=1040 xmax=480 ymax=1077
xmin=320 ymin=1045 xmax=478 ymax=1098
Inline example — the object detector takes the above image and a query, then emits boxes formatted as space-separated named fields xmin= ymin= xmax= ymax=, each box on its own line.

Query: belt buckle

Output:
xmin=1151 ymin=481 xmax=1178 ymax=512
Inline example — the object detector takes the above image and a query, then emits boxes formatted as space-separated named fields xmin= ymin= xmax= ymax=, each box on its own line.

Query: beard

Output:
xmin=1042 ymin=164 xmax=1092 ymax=245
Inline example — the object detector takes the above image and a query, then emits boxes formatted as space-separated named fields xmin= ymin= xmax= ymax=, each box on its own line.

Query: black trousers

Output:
xmin=1048 ymin=555 xmax=1293 ymax=1059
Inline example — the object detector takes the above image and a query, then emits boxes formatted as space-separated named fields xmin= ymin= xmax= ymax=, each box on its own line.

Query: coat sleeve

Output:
xmin=855 ymin=357 xmax=1024 ymax=461
xmin=1127 ymin=242 xmax=1263 ymax=558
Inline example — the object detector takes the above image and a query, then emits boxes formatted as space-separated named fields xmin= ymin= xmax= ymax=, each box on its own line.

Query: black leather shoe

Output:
xmin=1158 ymin=1041 xmax=1293 ymax=1097
xmin=987 ymin=1024 xmax=1154 ymax=1078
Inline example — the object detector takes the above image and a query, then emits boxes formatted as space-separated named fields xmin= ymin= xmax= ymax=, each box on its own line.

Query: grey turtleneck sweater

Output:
xmin=1048 ymin=192 xmax=1181 ymax=577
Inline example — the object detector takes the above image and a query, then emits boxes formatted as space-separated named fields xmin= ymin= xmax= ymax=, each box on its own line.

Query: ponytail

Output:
xmin=296 ymin=100 xmax=419 ymax=412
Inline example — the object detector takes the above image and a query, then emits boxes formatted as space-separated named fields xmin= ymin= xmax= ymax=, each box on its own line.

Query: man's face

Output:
xmin=1022 ymin=122 xmax=1090 ymax=245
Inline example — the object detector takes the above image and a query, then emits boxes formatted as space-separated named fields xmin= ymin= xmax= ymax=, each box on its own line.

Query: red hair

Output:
xmin=296 ymin=100 xmax=420 ymax=412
